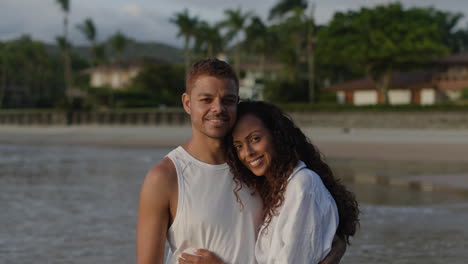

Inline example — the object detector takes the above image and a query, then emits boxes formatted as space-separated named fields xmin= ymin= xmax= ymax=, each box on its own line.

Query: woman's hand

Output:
xmin=319 ymin=235 xmax=347 ymax=264
xmin=178 ymin=249 xmax=224 ymax=264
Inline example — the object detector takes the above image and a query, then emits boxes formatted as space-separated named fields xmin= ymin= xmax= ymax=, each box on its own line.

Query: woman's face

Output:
xmin=232 ymin=114 xmax=274 ymax=177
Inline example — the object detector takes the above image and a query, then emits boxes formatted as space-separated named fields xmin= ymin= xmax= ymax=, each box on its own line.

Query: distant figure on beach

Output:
xmin=225 ymin=101 xmax=359 ymax=263
xmin=136 ymin=58 xmax=347 ymax=264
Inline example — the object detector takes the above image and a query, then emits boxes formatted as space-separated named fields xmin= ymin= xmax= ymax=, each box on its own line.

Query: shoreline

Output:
xmin=1 ymin=125 xmax=468 ymax=195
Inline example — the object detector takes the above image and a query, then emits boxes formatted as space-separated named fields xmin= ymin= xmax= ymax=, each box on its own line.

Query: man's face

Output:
xmin=182 ymin=75 xmax=238 ymax=139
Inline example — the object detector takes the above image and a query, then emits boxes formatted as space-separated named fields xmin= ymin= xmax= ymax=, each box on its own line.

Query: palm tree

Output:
xmin=55 ymin=0 xmax=73 ymax=101
xmin=244 ymin=16 xmax=268 ymax=78
xmin=170 ymin=9 xmax=199 ymax=73
xmin=76 ymin=18 xmax=97 ymax=65
xmin=109 ymin=31 xmax=129 ymax=63
xmin=269 ymin=0 xmax=308 ymax=20
xmin=194 ymin=21 xmax=223 ymax=58
xmin=219 ymin=8 xmax=252 ymax=76
xmin=270 ymin=0 xmax=317 ymax=102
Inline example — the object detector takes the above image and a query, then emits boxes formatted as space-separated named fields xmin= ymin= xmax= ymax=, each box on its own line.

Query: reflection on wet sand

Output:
xmin=1 ymin=144 xmax=467 ymax=263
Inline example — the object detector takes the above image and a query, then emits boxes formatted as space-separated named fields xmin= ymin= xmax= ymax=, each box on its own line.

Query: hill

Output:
xmin=44 ymin=41 xmax=184 ymax=64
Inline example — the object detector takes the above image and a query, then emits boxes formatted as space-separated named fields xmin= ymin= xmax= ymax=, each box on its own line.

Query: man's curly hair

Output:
xmin=226 ymin=101 xmax=359 ymax=244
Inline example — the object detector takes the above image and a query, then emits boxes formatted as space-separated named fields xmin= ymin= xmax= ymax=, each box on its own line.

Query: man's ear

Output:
xmin=182 ymin=93 xmax=191 ymax=115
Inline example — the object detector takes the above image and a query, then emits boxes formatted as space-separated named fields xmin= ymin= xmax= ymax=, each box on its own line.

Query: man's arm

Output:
xmin=137 ymin=158 xmax=177 ymax=264
xmin=319 ymin=235 xmax=347 ymax=264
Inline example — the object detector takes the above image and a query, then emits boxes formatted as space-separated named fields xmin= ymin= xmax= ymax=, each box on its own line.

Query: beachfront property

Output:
xmin=83 ymin=58 xmax=163 ymax=89
xmin=238 ymin=60 xmax=282 ymax=100
xmin=324 ymin=53 xmax=468 ymax=105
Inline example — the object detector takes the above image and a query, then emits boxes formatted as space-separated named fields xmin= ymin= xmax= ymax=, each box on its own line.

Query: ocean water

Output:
xmin=1 ymin=144 xmax=467 ymax=264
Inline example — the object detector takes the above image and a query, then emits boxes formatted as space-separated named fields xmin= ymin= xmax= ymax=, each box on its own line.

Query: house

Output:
xmin=324 ymin=53 xmax=468 ymax=105
xmin=238 ymin=60 xmax=282 ymax=100
xmin=83 ymin=58 xmax=164 ymax=89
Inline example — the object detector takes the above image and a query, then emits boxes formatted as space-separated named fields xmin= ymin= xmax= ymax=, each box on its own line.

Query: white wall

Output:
xmin=389 ymin=89 xmax=411 ymax=105
xmin=445 ymin=90 xmax=461 ymax=101
xmin=91 ymin=72 xmax=106 ymax=87
xmin=337 ymin=91 xmax=345 ymax=104
xmin=421 ymin=89 xmax=435 ymax=105
xmin=354 ymin=90 xmax=377 ymax=105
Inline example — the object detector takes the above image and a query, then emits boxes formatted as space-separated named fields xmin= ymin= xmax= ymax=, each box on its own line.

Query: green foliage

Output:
xmin=461 ymin=88 xmax=468 ymax=100
xmin=55 ymin=0 xmax=70 ymax=13
xmin=0 ymin=35 xmax=66 ymax=108
xmin=80 ymin=64 xmax=185 ymax=109
xmin=193 ymin=21 xmax=223 ymax=57
xmin=76 ymin=18 xmax=98 ymax=65
xmin=170 ymin=9 xmax=199 ymax=71
xmin=269 ymin=0 xmax=308 ymax=20
xmin=108 ymin=31 xmax=131 ymax=62
xmin=128 ymin=63 xmax=185 ymax=107
xmin=263 ymin=78 xmax=308 ymax=103
xmin=316 ymin=3 xmax=451 ymax=104
xmin=317 ymin=3 xmax=450 ymax=76
xmin=76 ymin=18 xmax=96 ymax=43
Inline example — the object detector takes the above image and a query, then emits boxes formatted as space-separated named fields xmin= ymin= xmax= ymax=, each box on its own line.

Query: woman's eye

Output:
xmin=251 ymin=136 xmax=260 ymax=143
xmin=234 ymin=144 xmax=242 ymax=150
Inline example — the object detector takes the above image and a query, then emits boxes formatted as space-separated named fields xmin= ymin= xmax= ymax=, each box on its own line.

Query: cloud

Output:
xmin=120 ymin=4 xmax=142 ymax=17
xmin=0 ymin=0 xmax=466 ymax=47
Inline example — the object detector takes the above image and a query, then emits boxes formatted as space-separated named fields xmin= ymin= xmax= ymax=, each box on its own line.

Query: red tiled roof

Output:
xmin=437 ymin=53 xmax=468 ymax=65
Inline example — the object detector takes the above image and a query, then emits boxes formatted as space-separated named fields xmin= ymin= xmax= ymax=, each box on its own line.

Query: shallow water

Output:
xmin=1 ymin=144 xmax=467 ymax=263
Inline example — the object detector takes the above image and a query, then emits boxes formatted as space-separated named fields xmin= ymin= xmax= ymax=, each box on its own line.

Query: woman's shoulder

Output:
xmin=287 ymin=161 xmax=324 ymax=195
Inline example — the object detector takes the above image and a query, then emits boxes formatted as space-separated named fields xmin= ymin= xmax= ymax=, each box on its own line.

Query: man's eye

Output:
xmin=201 ymin=98 xmax=211 ymax=102
xmin=223 ymin=98 xmax=237 ymax=105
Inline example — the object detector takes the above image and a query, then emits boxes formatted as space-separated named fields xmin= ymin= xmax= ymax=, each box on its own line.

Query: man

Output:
xmin=137 ymin=59 xmax=345 ymax=264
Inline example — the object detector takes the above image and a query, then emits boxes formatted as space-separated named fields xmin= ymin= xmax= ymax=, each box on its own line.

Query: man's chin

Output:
xmin=204 ymin=129 xmax=229 ymax=139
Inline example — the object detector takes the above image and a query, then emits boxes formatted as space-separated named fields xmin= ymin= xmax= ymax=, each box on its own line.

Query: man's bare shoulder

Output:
xmin=140 ymin=157 xmax=177 ymax=199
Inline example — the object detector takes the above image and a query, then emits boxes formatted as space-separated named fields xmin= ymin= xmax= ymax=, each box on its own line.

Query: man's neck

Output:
xmin=182 ymin=135 xmax=227 ymax=165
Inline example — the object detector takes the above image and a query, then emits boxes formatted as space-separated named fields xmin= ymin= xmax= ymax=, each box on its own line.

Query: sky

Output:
xmin=1 ymin=0 xmax=467 ymax=48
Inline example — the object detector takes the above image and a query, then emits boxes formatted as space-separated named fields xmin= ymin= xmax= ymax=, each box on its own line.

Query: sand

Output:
xmin=1 ymin=125 xmax=468 ymax=193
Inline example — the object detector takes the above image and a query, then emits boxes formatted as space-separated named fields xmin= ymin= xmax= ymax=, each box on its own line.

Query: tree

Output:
xmin=219 ymin=8 xmax=252 ymax=75
xmin=269 ymin=0 xmax=308 ymax=21
xmin=76 ymin=18 xmax=98 ymax=65
xmin=244 ymin=16 xmax=269 ymax=79
xmin=428 ymin=9 xmax=468 ymax=53
xmin=109 ymin=31 xmax=129 ymax=63
xmin=55 ymin=0 xmax=73 ymax=100
xmin=268 ymin=0 xmax=319 ymax=102
xmin=193 ymin=21 xmax=224 ymax=58
xmin=170 ymin=9 xmax=199 ymax=73
xmin=0 ymin=36 xmax=64 ymax=108
xmin=316 ymin=3 xmax=449 ymax=104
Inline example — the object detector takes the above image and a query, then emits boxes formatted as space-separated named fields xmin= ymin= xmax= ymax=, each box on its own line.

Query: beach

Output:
xmin=1 ymin=125 xmax=468 ymax=194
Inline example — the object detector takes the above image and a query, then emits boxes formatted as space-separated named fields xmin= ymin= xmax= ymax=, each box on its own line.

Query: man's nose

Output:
xmin=211 ymin=99 xmax=225 ymax=112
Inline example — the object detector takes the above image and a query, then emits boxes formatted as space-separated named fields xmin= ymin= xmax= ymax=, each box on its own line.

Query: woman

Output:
xmin=226 ymin=101 xmax=359 ymax=263
xmin=178 ymin=101 xmax=359 ymax=264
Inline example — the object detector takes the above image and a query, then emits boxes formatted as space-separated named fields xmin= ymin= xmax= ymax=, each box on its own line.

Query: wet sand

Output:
xmin=1 ymin=125 xmax=468 ymax=193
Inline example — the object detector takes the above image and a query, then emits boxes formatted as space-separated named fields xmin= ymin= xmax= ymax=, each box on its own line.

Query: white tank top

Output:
xmin=165 ymin=146 xmax=263 ymax=264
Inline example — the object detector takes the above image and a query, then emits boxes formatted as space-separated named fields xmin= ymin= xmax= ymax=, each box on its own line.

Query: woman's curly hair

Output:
xmin=226 ymin=101 xmax=359 ymax=244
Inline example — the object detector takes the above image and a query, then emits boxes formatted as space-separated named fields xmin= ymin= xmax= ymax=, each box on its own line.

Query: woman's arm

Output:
xmin=319 ymin=235 xmax=347 ymax=264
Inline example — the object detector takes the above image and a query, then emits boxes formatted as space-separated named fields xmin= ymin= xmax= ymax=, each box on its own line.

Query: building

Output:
xmin=83 ymin=58 xmax=164 ymax=89
xmin=238 ymin=60 xmax=282 ymax=100
xmin=324 ymin=53 xmax=468 ymax=105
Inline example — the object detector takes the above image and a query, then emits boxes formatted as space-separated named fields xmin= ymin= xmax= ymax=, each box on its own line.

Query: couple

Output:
xmin=137 ymin=59 xmax=359 ymax=264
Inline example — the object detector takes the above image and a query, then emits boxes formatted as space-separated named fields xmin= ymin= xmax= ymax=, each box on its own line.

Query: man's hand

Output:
xmin=178 ymin=249 xmax=224 ymax=264
xmin=319 ymin=235 xmax=347 ymax=264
